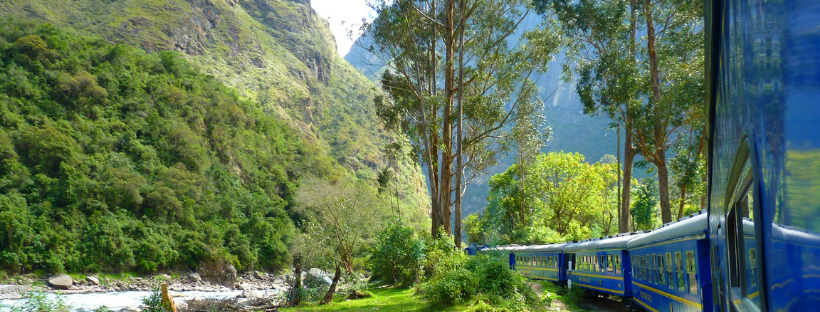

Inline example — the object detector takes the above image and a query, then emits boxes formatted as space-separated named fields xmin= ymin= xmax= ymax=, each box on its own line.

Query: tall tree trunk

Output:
xmin=619 ymin=0 xmax=637 ymax=234
xmin=437 ymin=0 xmax=456 ymax=236
xmin=657 ymin=158 xmax=672 ymax=223
xmin=621 ymin=126 xmax=636 ymax=233
xmin=644 ymin=0 xmax=672 ymax=224
xmin=288 ymin=255 xmax=303 ymax=307
xmin=321 ymin=265 xmax=342 ymax=305
xmin=677 ymin=184 xmax=688 ymax=220
xmin=429 ymin=0 xmax=441 ymax=238
xmin=454 ymin=0 xmax=466 ymax=249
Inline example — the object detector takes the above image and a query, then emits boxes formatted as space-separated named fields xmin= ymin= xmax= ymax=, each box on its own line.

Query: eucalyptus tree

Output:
xmin=533 ymin=0 xmax=639 ymax=233
xmin=363 ymin=0 xmax=558 ymax=241
xmin=536 ymin=0 xmax=704 ymax=224
xmin=634 ymin=0 xmax=704 ymax=223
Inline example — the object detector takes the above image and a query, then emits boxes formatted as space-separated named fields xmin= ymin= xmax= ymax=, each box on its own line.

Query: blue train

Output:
xmin=468 ymin=1 xmax=820 ymax=310
xmin=471 ymin=212 xmax=712 ymax=312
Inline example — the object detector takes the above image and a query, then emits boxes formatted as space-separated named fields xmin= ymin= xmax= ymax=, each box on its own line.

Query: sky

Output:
xmin=310 ymin=0 xmax=376 ymax=56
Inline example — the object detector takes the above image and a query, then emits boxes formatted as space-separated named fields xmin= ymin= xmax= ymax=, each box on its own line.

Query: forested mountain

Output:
xmin=0 ymin=0 xmax=428 ymax=274
xmin=346 ymin=13 xmax=645 ymax=217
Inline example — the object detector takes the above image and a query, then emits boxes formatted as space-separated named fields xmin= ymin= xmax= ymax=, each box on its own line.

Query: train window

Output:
xmin=658 ymin=254 xmax=666 ymax=285
xmin=596 ymin=256 xmax=601 ymax=272
xmin=641 ymin=256 xmax=647 ymax=281
xmin=607 ymin=255 xmax=613 ymax=273
xmin=686 ymin=251 xmax=697 ymax=295
xmin=675 ymin=252 xmax=684 ymax=290
xmin=749 ymin=249 xmax=756 ymax=287
xmin=615 ymin=255 xmax=621 ymax=274
xmin=666 ymin=253 xmax=673 ymax=289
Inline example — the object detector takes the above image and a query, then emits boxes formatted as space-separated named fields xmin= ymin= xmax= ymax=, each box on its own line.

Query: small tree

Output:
xmin=368 ymin=220 xmax=425 ymax=287
xmin=294 ymin=177 xmax=387 ymax=304
xmin=631 ymin=181 xmax=658 ymax=231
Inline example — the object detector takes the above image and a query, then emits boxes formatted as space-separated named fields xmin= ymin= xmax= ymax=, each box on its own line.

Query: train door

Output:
xmin=722 ymin=139 xmax=766 ymax=312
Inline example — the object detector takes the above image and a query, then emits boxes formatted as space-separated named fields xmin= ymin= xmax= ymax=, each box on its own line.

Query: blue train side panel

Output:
xmin=628 ymin=213 xmax=712 ymax=312
xmin=706 ymin=0 xmax=820 ymax=311
xmin=564 ymin=234 xmax=641 ymax=297
xmin=509 ymin=244 xmax=567 ymax=283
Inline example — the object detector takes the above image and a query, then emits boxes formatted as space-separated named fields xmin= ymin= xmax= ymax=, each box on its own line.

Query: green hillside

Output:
xmin=0 ymin=0 xmax=429 ymax=274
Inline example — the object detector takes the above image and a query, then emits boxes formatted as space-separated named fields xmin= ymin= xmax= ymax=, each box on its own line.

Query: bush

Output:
xmin=465 ymin=255 xmax=535 ymax=302
xmin=10 ymin=292 xmax=70 ymax=312
xmin=141 ymin=287 xmax=170 ymax=312
xmin=421 ymin=267 xmax=479 ymax=307
xmin=422 ymin=231 xmax=466 ymax=280
xmin=368 ymin=220 xmax=424 ymax=287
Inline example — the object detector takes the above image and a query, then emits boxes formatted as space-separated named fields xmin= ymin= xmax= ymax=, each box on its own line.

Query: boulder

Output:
xmin=347 ymin=290 xmax=372 ymax=300
xmin=222 ymin=263 xmax=237 ymax=284
xmin=86 ymin=276 xmax=100 ymax=286
xmin=187 ymin=272 xmax=202 ymax=283
xmin=239 ymin=289 xmax=259 ymax=298
xmin=304 ymin=268 xmax=332 ymax=288
xmin=47 ymin=275 xmax=73 ymax=290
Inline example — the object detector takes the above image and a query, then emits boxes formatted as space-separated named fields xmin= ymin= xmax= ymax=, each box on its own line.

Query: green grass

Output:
xmin=281 ymin=287 xmax=504 ymax=312
xmin=538 ymin=281 xmax=584 ymax=312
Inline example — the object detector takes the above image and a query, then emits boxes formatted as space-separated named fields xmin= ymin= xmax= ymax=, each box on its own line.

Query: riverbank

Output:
xmin=0 ymin=270 xmax=291 ymax=301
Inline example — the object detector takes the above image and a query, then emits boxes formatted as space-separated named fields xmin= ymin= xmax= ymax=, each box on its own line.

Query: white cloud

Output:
xmin=310 ymin=0 xmax=376 ymax=56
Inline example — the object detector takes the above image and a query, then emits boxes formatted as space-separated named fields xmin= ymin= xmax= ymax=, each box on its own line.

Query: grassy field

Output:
xmin=280 ymin=287 xmax=511 ymax=312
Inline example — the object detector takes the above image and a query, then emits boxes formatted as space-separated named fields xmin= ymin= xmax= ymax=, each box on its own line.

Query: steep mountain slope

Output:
xmin=345 ymin=14 xmax=642 ymax=217
xmin=0 ymin=0 xmax=430 ymax=273
xmin=0 ymin=0 xmax=428 ymax=199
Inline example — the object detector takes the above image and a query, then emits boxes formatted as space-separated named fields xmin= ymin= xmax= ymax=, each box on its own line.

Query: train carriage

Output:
xmin=563 ymin=234 xmax=641 ymax=297
xmin=510 ymin=244 xmax=567 ymax=283
xmin=705 ymin=0 xmax=820 ymax=310
xmin=627 ymin=213 xmax=713 ymax=312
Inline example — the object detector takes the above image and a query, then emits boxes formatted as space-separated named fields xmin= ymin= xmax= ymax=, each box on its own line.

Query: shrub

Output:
xmin=368 ymin=220 xmax=424 ymax=287
xmin=465 ymin=255 xmax=539 ymax=307
xmin=421 ymin=267 xmax=479 ymax=307
xmin=10 ymin=292 xmax=69 ymax=312
xmin=422 ymin=231 xmax=466 ymax=280
xmin=141 ymin=287 xmax=170 ymax=312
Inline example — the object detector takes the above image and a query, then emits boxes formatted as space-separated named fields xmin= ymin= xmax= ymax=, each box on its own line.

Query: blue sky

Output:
xmin=310 ymin=0 xmax=376 ymax=56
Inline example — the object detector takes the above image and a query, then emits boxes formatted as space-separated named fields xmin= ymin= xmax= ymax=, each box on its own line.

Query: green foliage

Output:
xmin=469 ymin=152 xmax=619 ymax=244
xmin=632 ymin=181 xmax=659 ymax=231
xmin=464 ymin=255 xmax=537 ymax=303
xmin=421 ymin=232 xmax=467 ymax=281
xmin=421 ymin=267 xmax=478 ymax=307
xmin=141 ymin=287 xmax=169 ymax=312
xmin=0 ymin=21 xmax=348 ymax=274
xmin=8 ymin=292 xmax=70 ymax=312
xmin=368 ymin=220 xmax=424 ymax=287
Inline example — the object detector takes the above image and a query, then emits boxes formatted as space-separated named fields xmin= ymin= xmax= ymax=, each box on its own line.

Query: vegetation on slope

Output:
xmin=0 ymin=0 xmax=430 ymax=214
xmin=0 ymin=21 xmax=338 ymax=274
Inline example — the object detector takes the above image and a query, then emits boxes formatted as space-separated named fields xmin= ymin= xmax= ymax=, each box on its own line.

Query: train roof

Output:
xmin=510 ymin=243 xmax=568 ymax=253
xmin=478 ymin=244 xmax=519 ymax=253
xmin=563 ymin=233 xmax=645 ymax=252
xmin=627 ymin=211 xmax=708 ymax=249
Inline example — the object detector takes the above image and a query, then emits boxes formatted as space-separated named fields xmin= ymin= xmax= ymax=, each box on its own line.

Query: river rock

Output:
xmin=86 ymin=276 xmax=100 ymax=285
xmin=47 ymin=274 xmax=74 ymax=290
xmin=304 ymin=268 xmax=332 ymax=288
xmin=188 ymin=272 xmax=202 ymax=283
xmin=239 ymin=289 xmax=259 ymax=298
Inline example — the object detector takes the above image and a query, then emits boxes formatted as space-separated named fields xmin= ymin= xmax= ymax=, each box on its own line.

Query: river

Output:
xmin=0 ymin=289 xmax=277 ymax=311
